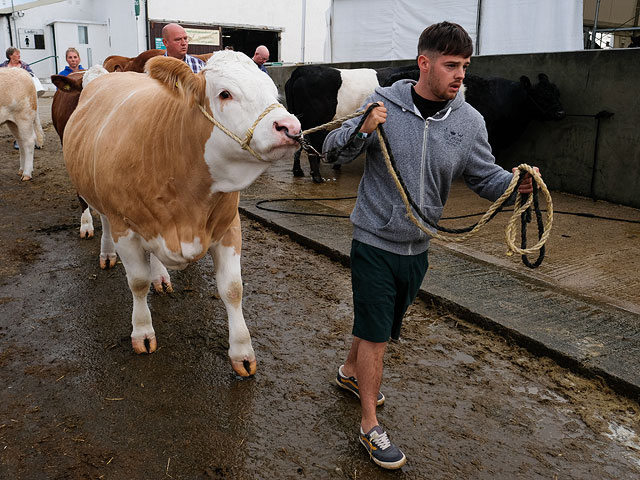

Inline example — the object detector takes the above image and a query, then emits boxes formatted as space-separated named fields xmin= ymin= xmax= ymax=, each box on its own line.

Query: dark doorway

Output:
xmin=220 ymin=28 xmax=280 ymax=61
xmin=148 ymin=21 xmax=280 ymax=61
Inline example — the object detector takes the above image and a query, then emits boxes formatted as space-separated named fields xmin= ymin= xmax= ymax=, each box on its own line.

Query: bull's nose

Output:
xmin=273 ymin=118 xmax=302 ymax=144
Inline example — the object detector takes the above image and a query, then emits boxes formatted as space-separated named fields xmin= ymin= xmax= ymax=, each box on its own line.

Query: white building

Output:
xmin=0 ymin=0 xmax=331 ymax=85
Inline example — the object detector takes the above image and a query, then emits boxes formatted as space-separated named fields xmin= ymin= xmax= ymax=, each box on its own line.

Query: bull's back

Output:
xmin=63 ymin=72 xmax=222 ymax=253
xmin=335 ymin=69 xmax=378 ymax=119
xmin=0 ymin=68 xmax=37 ymax=122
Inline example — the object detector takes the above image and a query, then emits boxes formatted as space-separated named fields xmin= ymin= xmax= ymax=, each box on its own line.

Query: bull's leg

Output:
xmin=292 ymin=148 xmax=304 ymax=177
xmin=7 ymin=122 xmax=35 ymax=181
xmin=99 ymin=214 xmax=118 ymax=269
xmin=309 ymin=154 xmax=324 ymax=183
xmin=115 ymin=233 xmax=156 ymax=354
xmin=78 ymin=195 xmax=94 ymax=239
xmin=209 ymin=213 xmax=256 ymax=377
xmin=150 ymin=253 xmax=173 ymax=294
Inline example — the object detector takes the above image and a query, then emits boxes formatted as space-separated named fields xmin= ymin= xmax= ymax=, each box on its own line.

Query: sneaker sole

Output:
xmin=335 ymin=377 xmax=385 ymax=406
xmin=359 ymin=436 xmax=407 ymax=469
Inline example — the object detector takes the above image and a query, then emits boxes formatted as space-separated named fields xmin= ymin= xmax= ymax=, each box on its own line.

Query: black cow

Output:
xmin=380 ymin=68 xmax=564 ymax=157
xmin=284 ymin=65 xmax=378 ymax=182
xmin=463 ymin=73 xmax=565 ymax=156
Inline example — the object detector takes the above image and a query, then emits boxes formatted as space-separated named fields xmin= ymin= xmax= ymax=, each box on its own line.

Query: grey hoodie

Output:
xmin=322 ymin=79 xmax=513 ymax=256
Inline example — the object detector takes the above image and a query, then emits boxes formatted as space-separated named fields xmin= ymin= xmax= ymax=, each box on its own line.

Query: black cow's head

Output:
xmin=520 ymin=73 xmax=565 ymax=121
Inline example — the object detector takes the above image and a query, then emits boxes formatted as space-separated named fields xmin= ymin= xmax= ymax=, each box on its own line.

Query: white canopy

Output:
xmin=325 ymin=0 xmax=584 ymax=62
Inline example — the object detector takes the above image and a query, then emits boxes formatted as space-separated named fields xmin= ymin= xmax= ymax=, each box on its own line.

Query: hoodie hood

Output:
xmin=375 ymin=79 xmax=466 ymax=120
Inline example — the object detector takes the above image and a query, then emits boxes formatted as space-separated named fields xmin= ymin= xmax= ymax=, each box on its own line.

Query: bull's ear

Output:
xmin=538 ymin=73 xmax=549 ymax=83
xmin=51 ymin=74 xmax=83 ymax=92
xmin=146 ymin=56 xmax=206 ymax=105
xmin=520 ymin=75 xmax=532 ymax=90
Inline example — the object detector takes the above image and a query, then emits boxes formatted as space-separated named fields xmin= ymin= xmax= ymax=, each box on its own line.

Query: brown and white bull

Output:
xmin=63 ymin=51 xmax=301 ymax=376
xmin=0 ymin=67 xmax=44 ymax=181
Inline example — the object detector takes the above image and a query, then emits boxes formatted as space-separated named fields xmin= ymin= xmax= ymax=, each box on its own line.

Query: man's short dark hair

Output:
xmin=417 ymin=21 xmax=473 ymax=58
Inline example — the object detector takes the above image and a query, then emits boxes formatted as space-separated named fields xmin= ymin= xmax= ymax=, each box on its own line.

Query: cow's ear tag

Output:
xmin=63 ymin=85 xmax=70 ymax=91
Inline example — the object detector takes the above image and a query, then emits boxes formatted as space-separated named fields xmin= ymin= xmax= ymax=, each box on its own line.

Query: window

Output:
xmin=78 ymin=25 xmax=88 ymax=44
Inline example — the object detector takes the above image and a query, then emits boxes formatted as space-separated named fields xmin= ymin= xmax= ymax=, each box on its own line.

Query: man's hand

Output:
xmin=360 ymin=102 xmax=387 ymax=134
xmin=513 ymin=166 xmax=540 ymax=194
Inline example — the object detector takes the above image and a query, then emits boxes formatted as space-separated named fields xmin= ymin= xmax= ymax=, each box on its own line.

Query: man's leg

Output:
xmin=355 ymin=339 xmax=387 ymax=432
xmin=341 ymin=336 xmax=361 ymax=378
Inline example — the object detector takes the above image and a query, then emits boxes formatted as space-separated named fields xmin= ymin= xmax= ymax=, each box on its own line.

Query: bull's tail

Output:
xmin=34 ymin=105 xmax=44 ymax=147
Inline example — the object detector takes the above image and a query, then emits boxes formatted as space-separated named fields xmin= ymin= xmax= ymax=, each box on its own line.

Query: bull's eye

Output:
xmin=219 ymin=90 xmax=232 ymax=100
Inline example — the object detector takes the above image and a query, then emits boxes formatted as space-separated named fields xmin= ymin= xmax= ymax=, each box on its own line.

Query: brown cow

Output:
xmin=103 ymin=49 xmax=165 ymax=73
xmin=50 ymin=70 xmax=97 ymax=238
xmin=63 ymin=52 xmax=301 ymax=375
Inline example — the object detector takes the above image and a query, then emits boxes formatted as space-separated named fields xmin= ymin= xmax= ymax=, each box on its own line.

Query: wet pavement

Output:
xmin=240 ymin=151 xmax=640 ymax=398
xmin=0 ymin=96 xmax=639 ymax=478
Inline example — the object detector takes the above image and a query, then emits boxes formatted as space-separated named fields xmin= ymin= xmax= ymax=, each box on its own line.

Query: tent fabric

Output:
xmin=327 ymin=0 xmax=478 ymax=62
xmin=326 ymin=0 xmax=583 ymax=62
xmin=478 ymin=0 xmax=584 ymax=55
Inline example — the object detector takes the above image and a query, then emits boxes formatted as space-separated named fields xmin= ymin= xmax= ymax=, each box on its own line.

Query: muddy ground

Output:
xmin=1 ymin=125 xmax=639 ymax=479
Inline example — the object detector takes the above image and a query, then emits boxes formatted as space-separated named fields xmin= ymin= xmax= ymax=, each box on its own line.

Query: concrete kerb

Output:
xmin=239 ymin=200 xmax=640 ymax=402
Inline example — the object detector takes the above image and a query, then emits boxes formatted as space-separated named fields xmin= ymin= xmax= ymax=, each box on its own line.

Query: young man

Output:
xmin=323 ymin=21 xmax=537 ymax=470
xmin=162 ymin=23 xmax=205 ymax=73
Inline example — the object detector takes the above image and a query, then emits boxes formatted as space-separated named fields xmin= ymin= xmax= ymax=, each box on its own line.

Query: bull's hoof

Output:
xmin=311 ymin=172 xmax=324 ymax=183
xmin=80 ymin=227 xmax=94 ymax=239
xmin=231 ymin=358 xmax=257 ymax=377
xmin=152 ymin=280 xmax=174 ymax=294
xmin=99 ymin=253 xmax=118 ymax=270
xmin=292 ymin=167 xmax=304 ymax=177
xmin=21 ymin=175 xmax=32 ymax=182
xmin=132 ymin=335 xmax=157 ymax=354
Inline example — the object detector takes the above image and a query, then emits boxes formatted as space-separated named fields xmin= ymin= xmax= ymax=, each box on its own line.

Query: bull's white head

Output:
xmin=146 ymin=51 xmax=301 ymax=193
xmin=201 ymin=51 xmax=300 ymax=192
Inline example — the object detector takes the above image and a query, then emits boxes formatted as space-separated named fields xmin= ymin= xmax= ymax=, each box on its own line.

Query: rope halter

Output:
xmin=198 ymin=102 xmax=286 ymax=161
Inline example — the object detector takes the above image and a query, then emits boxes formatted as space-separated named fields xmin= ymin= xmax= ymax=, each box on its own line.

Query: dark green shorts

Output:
xmin=350 ymin=240 xmax=429 ymax=343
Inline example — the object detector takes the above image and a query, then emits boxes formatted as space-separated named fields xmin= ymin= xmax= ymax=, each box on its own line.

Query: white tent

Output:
xmin=325 ymin=0 xmax=584 ymax=62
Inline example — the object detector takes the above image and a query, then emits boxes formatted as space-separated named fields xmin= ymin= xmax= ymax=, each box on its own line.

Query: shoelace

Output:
xmin=370 ymin=430 xmax=392 ymax=450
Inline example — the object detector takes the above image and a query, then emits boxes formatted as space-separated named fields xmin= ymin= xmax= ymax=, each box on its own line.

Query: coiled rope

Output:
xmin=297 ymin=103 xmax=554 ymax=268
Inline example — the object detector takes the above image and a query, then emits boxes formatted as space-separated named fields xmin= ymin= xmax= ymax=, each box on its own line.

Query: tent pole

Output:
xmin=475 ymin=0 xmax=482 ymax=55
xmin=590 ymin=0 xmax=601 ymax=49
xmin=300 ymin=0 xmax=306 ymax=62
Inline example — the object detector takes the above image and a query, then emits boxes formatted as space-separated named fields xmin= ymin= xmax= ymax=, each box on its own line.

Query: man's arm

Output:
xmin=463 ymin=122 xmax=539 ymax=201
xmin=323 ymin=101 xmax=386 ymax=165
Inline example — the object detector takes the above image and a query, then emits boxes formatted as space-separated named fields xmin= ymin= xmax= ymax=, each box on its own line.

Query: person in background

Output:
xmin=324 ymin=21 xmax=539 ymax=470
xmin=1 ymin=47 xmax=34 ymax=73
xmin=1 ymin=47 xmax=42 ymax=148
xmin=162 ymin=23 xmax=205 ymax=73
xmin=58 ymin=47 xmax=84 ymax=76
xmin=252 ymin=45 xmax=269 ymax=73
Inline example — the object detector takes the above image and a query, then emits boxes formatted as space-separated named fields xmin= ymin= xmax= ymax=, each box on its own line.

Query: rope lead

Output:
xmin=297 ymin=104 xmax=554 ymax=269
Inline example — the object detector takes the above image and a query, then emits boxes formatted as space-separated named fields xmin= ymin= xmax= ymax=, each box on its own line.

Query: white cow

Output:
xmin=63 ymin=52 xmax=301 ymax=376
xmin=0 ymin=67 xmax=44 ymax=181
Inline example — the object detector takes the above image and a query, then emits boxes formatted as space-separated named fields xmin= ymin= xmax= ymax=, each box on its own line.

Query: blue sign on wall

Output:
xmin=155 ymin=38 xmax=166 ymax=50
